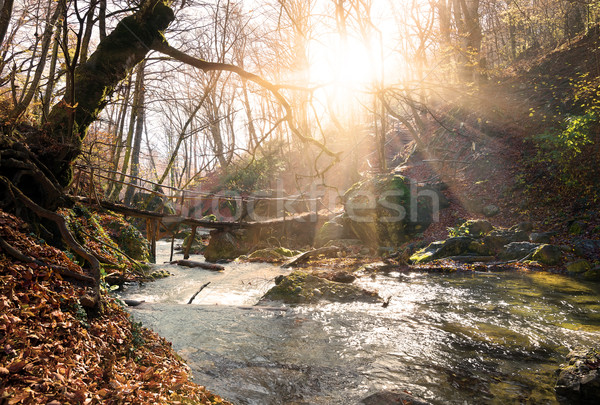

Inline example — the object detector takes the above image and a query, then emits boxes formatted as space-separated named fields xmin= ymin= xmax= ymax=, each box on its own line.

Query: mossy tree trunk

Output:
xmin=33 ymin=0 xmax=174 ymax=187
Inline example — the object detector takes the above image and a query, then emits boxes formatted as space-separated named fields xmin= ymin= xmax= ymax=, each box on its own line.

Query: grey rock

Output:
xmin=204 ymin=231 xmax=243 ymax=262
xmin=573 ymin=239 xmax=600 ymax=259
xmin=529 ymin=232 xmax=555 ymax=244
xmin=483 ymin=204 xmax=500 ymax=217
xmin=498 ymin=241 xmax=540 ymax=261
xmin=511 ymin=222 xmax=534 ymax=232
xmin=484 ymin=229 xmax=530 ymax=253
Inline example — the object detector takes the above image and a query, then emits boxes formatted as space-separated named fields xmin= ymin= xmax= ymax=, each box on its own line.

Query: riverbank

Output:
xmin=0 ymin=210 xmax=230 ymax=404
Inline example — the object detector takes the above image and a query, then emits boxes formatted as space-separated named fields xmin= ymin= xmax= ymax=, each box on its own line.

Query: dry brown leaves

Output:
xmin=0 ymin=210 xmax=231 ymax=405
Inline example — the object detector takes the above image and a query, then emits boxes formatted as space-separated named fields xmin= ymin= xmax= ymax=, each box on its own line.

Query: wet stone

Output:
xmin=555 ymin=347 xmax=600 ymax=404
xmin=361 ymin=390 xmax=431 ymax=405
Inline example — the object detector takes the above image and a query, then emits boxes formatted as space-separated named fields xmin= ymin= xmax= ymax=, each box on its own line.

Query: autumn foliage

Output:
xmin=0 ymin=210 xmax=230 ymax=405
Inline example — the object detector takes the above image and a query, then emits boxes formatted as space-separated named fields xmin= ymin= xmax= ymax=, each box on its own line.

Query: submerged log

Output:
xmin=169 ymin=259 xmax=224 ymax=271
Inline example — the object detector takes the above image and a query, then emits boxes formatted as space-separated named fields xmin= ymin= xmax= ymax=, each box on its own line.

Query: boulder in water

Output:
xmin=261 ymin=271 xmax=380 ymax=304
xmin=583 ymin=266 xmax=600 ymax=281
xmin=566 ymin=260 xmax=592 ymax=275
xmin=555 ymin=347 xmax=600 ymax=404
xmin=531 ymin=244 xmax=562 ymax=265
xmin=204 ymin=231 xmax=244 ymax=262
xmin=409 ymin=237 xmax=484 ymax=264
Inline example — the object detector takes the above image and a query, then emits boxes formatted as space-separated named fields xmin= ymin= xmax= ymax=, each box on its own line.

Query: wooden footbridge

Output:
xmin=71 ymin=164 xmax=330 ymax=260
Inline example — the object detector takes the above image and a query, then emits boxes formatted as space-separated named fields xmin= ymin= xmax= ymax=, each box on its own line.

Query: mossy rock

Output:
xmin=314 ymin=221 xmax=345 ymax=248
xmin=181 ymin=233 xmax=205 ymax=254
xmin=583 ymin=268 xmax=600 ymax=281
xmin=531 ymin=244 xmax=562 ymax=265
xmin=247 ymin=247 xmax=301 ymax=263
xmin=203 ymin=231 xmax=244 ymax=262
xmin=99 ymin=214 xmax=152 ymax=262
xmin=343 ymin=174 xmax=433 ymax=247
xmin=409 ymin=237 xmax=475 ymax=264
xmin=566 ymin=260 xmax=592 ymax=275
xmin=569 ymin=220 xmax=586 ymax=235
xmin=452 ymin=220 xmax=494 ymax=238
xmin=273 ymin=247 xmax=300 ymax=257
xmin=132 ymin=192 xmax=176 ymax=215
xmin=261 ymin=271 xmax=380 ymax=304
xmin=149 ymin=269 xmax=171 ymax=279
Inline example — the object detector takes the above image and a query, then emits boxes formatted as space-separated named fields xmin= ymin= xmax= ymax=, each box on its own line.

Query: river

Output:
xmin=117 ymin=240 xmax=600 ymax=404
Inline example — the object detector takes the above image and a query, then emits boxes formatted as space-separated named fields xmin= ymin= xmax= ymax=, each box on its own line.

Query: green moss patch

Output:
xmin=261 ymin=271 xmax=380 ymax=304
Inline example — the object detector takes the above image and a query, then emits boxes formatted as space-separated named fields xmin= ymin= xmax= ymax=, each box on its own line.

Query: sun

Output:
xmin=309 ymin=35 xmax=380 ymax=89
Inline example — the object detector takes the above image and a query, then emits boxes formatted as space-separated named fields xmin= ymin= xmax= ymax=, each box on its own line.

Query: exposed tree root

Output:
xmin=0 ymin=235 xmax=95 ymax=284
xmin=0 ymin=176 xmax=100 ymax=307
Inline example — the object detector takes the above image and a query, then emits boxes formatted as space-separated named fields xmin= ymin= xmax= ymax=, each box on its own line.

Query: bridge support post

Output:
xmin=145 ymin=219 xmax=158 ymax=263
xmin=183 ymin=225 xmax=197 ymax=259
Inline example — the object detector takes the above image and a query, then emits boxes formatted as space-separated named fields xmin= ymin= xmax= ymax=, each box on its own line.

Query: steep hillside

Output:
xmin=396 ymin=26 xmax=600 ymax=243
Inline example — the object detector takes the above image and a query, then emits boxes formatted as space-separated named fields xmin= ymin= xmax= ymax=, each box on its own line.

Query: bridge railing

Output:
xmin=72 ymin=163 xmax=324 ymax=223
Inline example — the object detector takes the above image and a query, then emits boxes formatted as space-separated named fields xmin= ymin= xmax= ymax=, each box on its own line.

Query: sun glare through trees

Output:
xmin=2 ymin=1 xmax=600 ymax=404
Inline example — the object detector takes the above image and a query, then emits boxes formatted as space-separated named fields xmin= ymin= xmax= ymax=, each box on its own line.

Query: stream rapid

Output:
xmin=118 ymin=240 xmax=600 ymax=404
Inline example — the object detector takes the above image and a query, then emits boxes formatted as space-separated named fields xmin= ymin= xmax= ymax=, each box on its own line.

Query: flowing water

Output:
xmin=118 ymin=241 xmax=600 ymax=404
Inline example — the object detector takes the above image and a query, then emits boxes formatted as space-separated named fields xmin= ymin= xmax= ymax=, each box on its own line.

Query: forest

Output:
xmin=1 ymin=0 xmax=600 ymax=404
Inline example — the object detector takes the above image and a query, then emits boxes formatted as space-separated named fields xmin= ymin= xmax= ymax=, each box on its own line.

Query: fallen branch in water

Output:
xmin=169 ymin=260 xmax=224 ymax=271
xmin=187 ymin=282 xmax=211 ymax=304
xmin=282 ymin=246 xmax=340 ymax=268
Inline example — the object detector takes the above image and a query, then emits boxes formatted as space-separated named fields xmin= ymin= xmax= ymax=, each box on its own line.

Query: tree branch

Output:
xmin=151 ymin=40 xmax=340 ymax=162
